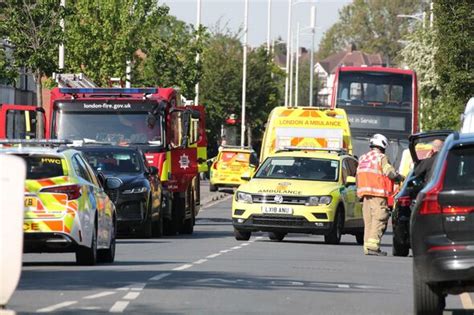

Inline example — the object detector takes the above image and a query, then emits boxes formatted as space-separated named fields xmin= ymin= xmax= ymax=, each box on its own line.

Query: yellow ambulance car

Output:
xmin=209 ymin=146 xmax=258 ymax=192
xmin=232 ymin=107 xmax=364 ymax=244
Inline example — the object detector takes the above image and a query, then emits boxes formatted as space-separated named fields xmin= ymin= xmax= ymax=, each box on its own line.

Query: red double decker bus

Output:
xmin=331 ymin=66 xmax=418 ymax=167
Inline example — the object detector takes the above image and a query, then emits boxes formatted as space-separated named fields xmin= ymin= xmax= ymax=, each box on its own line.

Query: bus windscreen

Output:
xmin=336 ymin=71 xmax=412 ymax=108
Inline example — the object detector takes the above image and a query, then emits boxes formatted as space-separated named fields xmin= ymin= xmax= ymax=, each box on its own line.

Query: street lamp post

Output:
xmin=241 ymin=0 xmax=249 ymax=147
xmin=58 ymin=0 xmax=65 ymax=70
xmin=267 ymin=0 xmax=272 ymax=53
xmin=294 ymin=23 xmax=300 ymax=106
xmin=194 ymin=0 xmax=202 ymax=105
xmin=284 ymin=0 xmax=292 ymax=107
xmin=309 ymin=5 xmax=316 ymax=106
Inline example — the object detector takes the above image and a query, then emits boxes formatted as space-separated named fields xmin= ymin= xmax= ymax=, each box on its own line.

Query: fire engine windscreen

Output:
xmin=55 ymin=112 xmax=162 ymax=144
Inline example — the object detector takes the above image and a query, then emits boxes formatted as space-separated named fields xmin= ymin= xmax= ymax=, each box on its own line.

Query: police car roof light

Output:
xmin=59 ymin=88 xmax=158 ymax=95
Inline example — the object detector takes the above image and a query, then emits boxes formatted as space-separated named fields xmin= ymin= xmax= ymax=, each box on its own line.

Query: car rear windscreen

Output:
xmin=22 ymin=156 xmax=65 ymax=180
xmin=443 ymin=146 xmax=474 ymax=190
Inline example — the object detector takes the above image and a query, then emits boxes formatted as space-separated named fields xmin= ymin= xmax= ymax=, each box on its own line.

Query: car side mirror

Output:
xmin=345 ymin=176 xmax=356 ymax=186
xmin=148 ymin=166 xmax=158 ymax=176
xmin=241 ymin=173 xmax=251 ymax=181
xmin=249 ymin=163 xmax=258 ymax=169
xmin=105 ymin=177 xmax=123 ymax=190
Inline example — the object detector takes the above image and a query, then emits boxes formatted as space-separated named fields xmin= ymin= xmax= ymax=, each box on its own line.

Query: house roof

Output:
xmin=318 ymin=44 xmax=383 ymax=74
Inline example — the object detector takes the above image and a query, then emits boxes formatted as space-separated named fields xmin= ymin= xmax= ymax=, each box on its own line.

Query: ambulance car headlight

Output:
xmin=318 ymin=196 xmax=332 ymax=205
xmin=307 ymin=196 xmax=319 ymax=206
xmin=236 ymin=191 xmax=253 ymax=203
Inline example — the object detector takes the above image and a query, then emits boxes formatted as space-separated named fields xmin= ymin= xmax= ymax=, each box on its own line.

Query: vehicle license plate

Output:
xmin=261 ymin=206 xmax=293 ymax=214
xmin=24 ymin=197 xmax=37 ymax=209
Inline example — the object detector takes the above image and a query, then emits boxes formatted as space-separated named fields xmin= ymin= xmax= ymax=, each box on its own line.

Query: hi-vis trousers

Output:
xmin=362 ymin=196 xmax=390 ymax=253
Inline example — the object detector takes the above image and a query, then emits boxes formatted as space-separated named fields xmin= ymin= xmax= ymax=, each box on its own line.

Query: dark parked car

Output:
xmin=78 ymin=146 xmax=163 ymax=238
xmin=411 ymin=132 xmax=474 ymax=314
xmin=392 ymin=130 xmax=452 ymax=257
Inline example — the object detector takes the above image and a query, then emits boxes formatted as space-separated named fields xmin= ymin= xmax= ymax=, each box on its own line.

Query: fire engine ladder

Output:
xmin=53 ymin=73 xmax=97 ymax=88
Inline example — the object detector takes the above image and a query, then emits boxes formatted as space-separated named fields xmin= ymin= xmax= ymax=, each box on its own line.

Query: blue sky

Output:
xmin=161 ymin=0 xmax=352 ymax=49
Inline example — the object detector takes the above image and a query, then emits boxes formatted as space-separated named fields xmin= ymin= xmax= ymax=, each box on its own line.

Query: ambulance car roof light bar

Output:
xmin=59 ymin=88 xmax=158 ymax=95
xmin=220 ymin=145 xmax=254 ymax=150
xmin=277 ymin=146 xmax=348 ymax=155
xmin=0 ymin=139 xmax=73 ymax=146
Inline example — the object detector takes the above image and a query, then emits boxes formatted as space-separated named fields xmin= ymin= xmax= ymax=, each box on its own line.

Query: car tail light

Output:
xmin=419 ymin=162 xmax=447 ymax=215
xmin=442 ymin=206 xmax=474 ymax=214
xmin=41 ymin=185 xmax=82 ymax=200
xmin=397 ymin=196 xmax=412 ymax=207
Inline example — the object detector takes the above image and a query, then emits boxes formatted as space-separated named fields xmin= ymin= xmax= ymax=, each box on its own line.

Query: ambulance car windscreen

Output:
xmin=55 ymin=111 xmax=162 ymax=144
xmin=21 ymin=156 xmax=64 ymax=180
xmin=255 ymin=157 xmax=339 ymax=181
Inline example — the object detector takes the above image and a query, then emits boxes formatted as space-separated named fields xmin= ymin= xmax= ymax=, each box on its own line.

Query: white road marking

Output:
xmin=84 ymin=291 xmax=116 ymax=300
xmin=148 ymin=273 xmax=171 ymax=281
xmin=338 ymin=284 xmax=350 ymax=289
xmin=231 ymin=246 xmax=242 ymax=250
xmin=109 ymin=301 xmax=129 ymax=313
xmin=123 ymin=292 xmax=141 ymax=300
xmin=206 ymin=253 xmax=221 ymax=258
xmin=37 ymin=301 xmax=78 ymax=313
xmin=256 ymin=236 xmax=264 ymax=240
xmin=241 ymin=243 xmax=250 ymax=246
xmin=460 ymin=292 xmax=474 ymax=309
xmin=193 ymin=259 xmax=208 ymax=264
xmin=131 ymin=283 xmax=146 ymax=291
xmin=173 ymin=264 xmax=193 ymax=271
xmin=220 ymin=249 xmax=231 ymax=253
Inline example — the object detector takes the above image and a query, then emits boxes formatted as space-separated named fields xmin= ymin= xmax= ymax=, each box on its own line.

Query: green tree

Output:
xmin=0 ymin=0 xmax=68 ymax=136
xmin=0 ymin=44 xmax=17 ymax=85
xmin=65 ymin=0 xmax=168 ymax=86
xmin=200 ymin=30 xmax=284 ymax=155
xmin=134 ymin=15 xmax=207 ymax=99
xmin=431 ymin=0 xmax=473 ymax=129
xmin=200 ymin=31 xmax=243 ymax=154
xmin=317 ymin=0 xmax=423 ymax=64
xmin=400 ymin=28 xmax=440 ymax=130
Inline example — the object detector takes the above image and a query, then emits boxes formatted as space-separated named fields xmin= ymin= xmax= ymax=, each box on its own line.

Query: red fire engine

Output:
xmin=1 ymin=87 xmax=208 ymax=235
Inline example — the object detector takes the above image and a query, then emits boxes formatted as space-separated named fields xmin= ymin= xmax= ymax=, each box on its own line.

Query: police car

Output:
xmin=1 ymin=140 xmax=118 ymax=265
xmin=232 ymin=147 xmax=364 ymax=244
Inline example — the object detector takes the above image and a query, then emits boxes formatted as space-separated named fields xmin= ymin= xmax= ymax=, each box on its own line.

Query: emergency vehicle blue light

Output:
xmin=59 ymin=88 xmax=158 ymax=94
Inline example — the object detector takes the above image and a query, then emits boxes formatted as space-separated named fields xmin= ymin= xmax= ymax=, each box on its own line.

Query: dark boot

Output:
xmin=366 ymin=249 xmax=387 ymax=256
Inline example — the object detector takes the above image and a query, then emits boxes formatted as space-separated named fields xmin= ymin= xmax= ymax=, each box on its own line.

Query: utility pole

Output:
xmin=58 ymin=0 xmax=65 ymax=70
xmin=309 ymin=5 xmax=316 ymax=106
xmin=195 ymin=0 xmax=202 ymax=105
xmin=295 ymin=23 xmax=300 ymax=106
xmin=267 ymin=0 xmax=272 ymax=53
xmin=241 ymin=0 xmax=249 ymax=147
xmin=284 ymin=0 xmax=292 ymax=107
xmin=289 ymin=31 xmax=294 ymax=107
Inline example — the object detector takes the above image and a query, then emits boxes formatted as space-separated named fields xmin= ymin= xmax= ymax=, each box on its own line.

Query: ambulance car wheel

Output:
xmin=98 ymin=216 xmax=116 ymax=263
xmin=76 ymin=224 xmax=97 ymax=266
xmin=268 ymin=232 xmax=286 ymax=242
xmin=325 ymin=207 xmax=344 ymax=245
xmin=209 ymin=183 xmax=218 ymax=192
xmin=234 ymin=228 xmax=251 ymax=241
